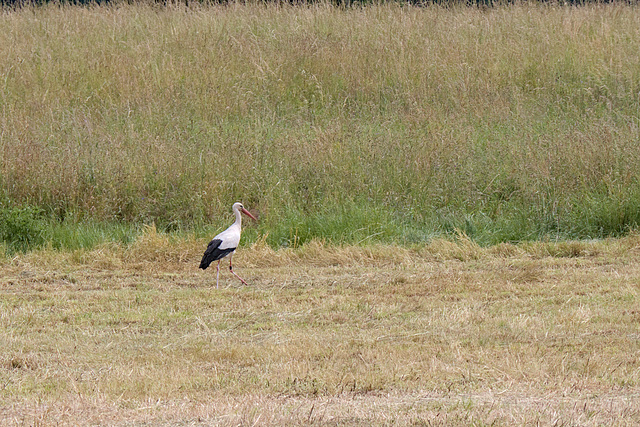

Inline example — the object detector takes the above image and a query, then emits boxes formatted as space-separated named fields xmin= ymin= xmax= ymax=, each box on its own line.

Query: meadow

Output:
xmin=1 ymin=1 xmax=640 ymax=250
xmin=1 ymin=2 xmax=640 ymax=425
xmin=1 ymin=233 xmax=640 ymax=425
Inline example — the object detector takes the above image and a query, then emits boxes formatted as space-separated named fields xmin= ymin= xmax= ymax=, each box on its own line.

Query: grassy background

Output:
xmin=2 ymin=2 xmax=640 ymax=251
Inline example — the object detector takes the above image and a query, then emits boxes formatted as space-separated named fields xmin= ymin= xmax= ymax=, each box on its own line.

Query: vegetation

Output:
xmin=2 ymin=234 xmax=640 ymax=424
xmin=1 ymin=1 xmax=640 ymax=252
xmin=1 ymin=4 xmax=639 ymax=424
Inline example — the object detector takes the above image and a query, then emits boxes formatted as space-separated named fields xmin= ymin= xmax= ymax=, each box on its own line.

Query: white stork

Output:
xmin=199 ymin=202 xmax=257 ymax=288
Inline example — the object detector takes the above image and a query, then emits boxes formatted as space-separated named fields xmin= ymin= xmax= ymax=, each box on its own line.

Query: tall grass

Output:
xmin=1 ymin=1 xmax=640 ymax=250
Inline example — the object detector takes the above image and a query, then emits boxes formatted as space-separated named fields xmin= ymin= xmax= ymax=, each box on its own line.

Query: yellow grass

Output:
xmin=1 ymin=234 xmax=640 ymax=425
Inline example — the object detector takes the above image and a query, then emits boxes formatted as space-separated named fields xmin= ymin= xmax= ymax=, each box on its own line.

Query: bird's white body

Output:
xmin=213 ymin=208 xmax=243 ymax=253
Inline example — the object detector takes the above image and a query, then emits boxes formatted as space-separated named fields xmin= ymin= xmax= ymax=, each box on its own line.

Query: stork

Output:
xmin=199 ymin=202 xmax=257 ymax=288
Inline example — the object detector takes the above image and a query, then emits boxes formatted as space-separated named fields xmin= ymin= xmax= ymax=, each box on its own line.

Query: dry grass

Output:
xmin=1 ymin=234 xmax=640 ymax=425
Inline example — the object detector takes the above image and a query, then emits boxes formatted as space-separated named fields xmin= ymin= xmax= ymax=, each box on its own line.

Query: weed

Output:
xmin=0 ymin=205 xmax=46 ymax=253
xmin=2 ymin=2 xmax=640 ymax=250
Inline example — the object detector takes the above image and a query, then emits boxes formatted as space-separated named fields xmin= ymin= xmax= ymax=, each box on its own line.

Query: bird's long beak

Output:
xmin=241 ymin=207 xmax=257 ymax=221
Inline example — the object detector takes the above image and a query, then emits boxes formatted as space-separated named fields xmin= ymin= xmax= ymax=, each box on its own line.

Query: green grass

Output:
xmin=2 ymin=1 xmax=640 ymax=251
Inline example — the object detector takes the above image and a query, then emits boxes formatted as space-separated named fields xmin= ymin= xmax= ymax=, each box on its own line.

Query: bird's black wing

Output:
xmin=199 ymin=239 xmax=236 ymax=270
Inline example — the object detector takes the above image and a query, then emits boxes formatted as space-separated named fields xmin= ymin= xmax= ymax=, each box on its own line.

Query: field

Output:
xmin=2 ymin=1 xmax=640 ymax=248
xmin=2 ymin=1 xmax=640 ymax=425
xmin=1 ymin=233 xmax=640 ymax=425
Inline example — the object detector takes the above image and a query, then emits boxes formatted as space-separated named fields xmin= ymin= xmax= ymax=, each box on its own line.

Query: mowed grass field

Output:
xmin=1 ymin=232 xmax=640 ymax=425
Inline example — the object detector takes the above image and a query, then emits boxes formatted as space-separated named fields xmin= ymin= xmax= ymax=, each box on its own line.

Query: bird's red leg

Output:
xmin=229 ymin=256 xmax=249 ymax=286
xmin=216 ymin=260 xmax=220 ymax=289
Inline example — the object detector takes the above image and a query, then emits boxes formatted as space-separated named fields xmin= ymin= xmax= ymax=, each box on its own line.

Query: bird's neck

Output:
xmin=233 ymin=209 xmax=242 ymax=227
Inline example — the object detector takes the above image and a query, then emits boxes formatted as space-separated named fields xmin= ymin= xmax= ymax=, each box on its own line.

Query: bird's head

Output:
xmin=233 ymin=202 xmax=257 ymax=221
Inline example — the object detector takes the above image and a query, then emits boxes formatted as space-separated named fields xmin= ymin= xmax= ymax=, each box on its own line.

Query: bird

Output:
xmin=199 ymin=202 xmax=257 ymax=288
